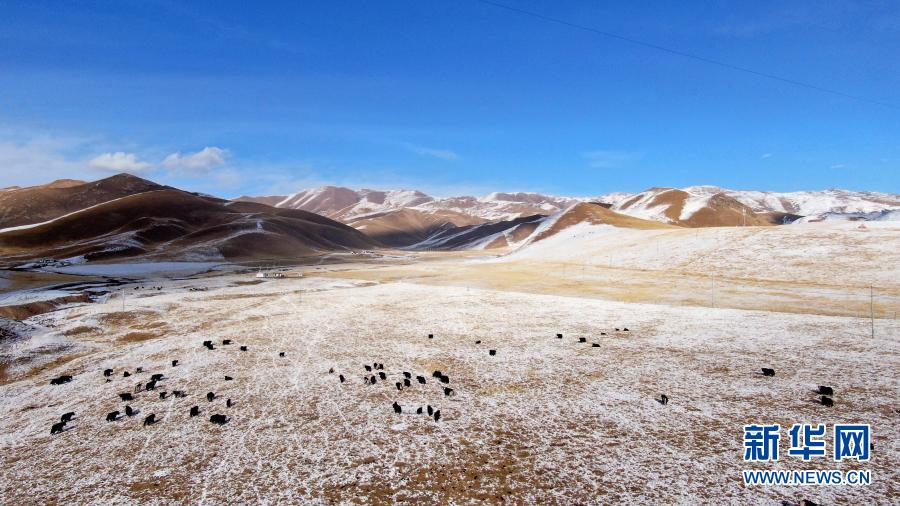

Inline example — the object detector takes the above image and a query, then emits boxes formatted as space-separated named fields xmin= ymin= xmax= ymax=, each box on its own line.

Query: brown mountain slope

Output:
xmin=0 ymin=173 xmax=168 ymax=229
xmin=532 ymin=202 xmax=677 ymax=242
xmin=0 ymin=189 xmax=376 ymax=264
xmin=611 ymin=188 xmax=773 ymax=227
xmin=233 ymin=195 xmax=287 ymax=207
xmin=346 ymin=208 xmax=486 ymax=248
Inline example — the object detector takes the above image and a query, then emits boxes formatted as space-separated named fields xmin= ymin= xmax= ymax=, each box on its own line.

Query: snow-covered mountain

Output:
xmin=237 ymin=186 xmax=583 ymax=222
xmin=598 ymin=186 xmax=900 ymax=225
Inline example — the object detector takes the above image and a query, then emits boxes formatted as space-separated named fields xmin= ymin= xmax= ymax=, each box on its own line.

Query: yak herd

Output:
xmin=46 ymin=325 xmax=837 ymax=439
xmin=46 ymin=338 xmax=269 ymax=435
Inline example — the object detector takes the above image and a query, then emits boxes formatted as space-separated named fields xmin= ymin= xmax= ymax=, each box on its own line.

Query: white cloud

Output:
xmin=401 ymin=142 xmax=458 ymax=161
xmin=582 ymin=150 xmax=640 ymax=169
xmin=89 ymin=151 xmax=153 ymax=173
xmin=162 ymin=146 xmax=229 ymax=173
xmin=761 ymin=153 xmax=772 ymax=159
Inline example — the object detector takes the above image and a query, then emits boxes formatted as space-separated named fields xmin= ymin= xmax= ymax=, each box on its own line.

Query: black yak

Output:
xmin=210 ymin=414 xmax=228 ymax=425
xmin=439 ymin=375 xmax=450 ymax=384
xmin=339 ymin=374 xmax=345 ymax=383
xmin=224 ymin=376 xmax=233 ymax=381
xmin=761 ymin=368 xmax=775 ymax=377
xmin=427 ymin=405 xmax=433 ymax=416
xmin=106 ymin=411 xmax=119 ymax=422
xmin=364 ymin=365 xmax=372 ymax=372
xmin=403 ymin=372 xmax=411 ymax=379
xmin=428 ymin=334 xmax=434 ymax=339
xmin=821 ymin=396 xmax=834 ymax=407
xmin=189 ymin=406 xmax=199 ymax=417
xmin=444 ymin=387 xmax=454 ymax=397
xmin=60 ymin=412 xmax=75 ymax=422
xmin=395 ymin=382 xmax=402 ymax=391
xmin=404 ymin=378 xmax=411 ymax=387
xmin=578 ymin=337 xmax=586 ymax=343
xmin=392 ymin=402 xmax=402 ymax=414
xmin=489 ymin=349 xmax=497 ymax=356
xmin=475 ymin=340 xmax=481 ymax=344
xmin=143 ymin=414 xmax=157 ymax=426
xmin=119 ymin=392 xmax=134 ymax=401
xmin=432 ymin=370 xmax=442 ymax=378
xmin=150 ymin=373 xmax=164 ymax=381
xmin=433 ymin=410 xmax=441 ymax=422
xmin=50 ymin=375 xmax=73 ymax=385
xmin=207 ymin=392 xmax=215 ymax=402
xmin=378 ymin=372 xmax=387 ymax=380
xmin=416 ymin=407 xmax=423 ymax=414
xmin=417 ymin=376 xmax=426 ymax=384
xmin=591 ymin=343 xmax=600 ymax=347
xmin=145 ymin=380 xmax=156 ymax=391
xmin=659 ymin=394 xmax=669 ymax=405
xmin=556 ymin=333 xmax=563 ymax=339
xmin=818 ymin=386 xmax=834 ymax=396
xmin=328 ymin=367 xmax=334 ymax=374
xmin=226 ymin=399 xmax=233 ymax=408
xmin=223 ymin=339 xmax=232 ymax=345
xmin=239 ymin=346 xmax=248 ymax=351
xmin=125 ymin=405 xmax=135 ymax=417
xmin=50 ymin=421 xmax=66 ymax=434
xmin=279 ymin=352 xmax=285 ymax=357
xmin=103 ymin=368 xmax=114 ymax=377
xmin=123 ymin=371 xmax=131 ymax=377
xmin=172 ymin=360 xmax=179 ymax=367
xmin=159 ymin=391 xmax=168 ymax=399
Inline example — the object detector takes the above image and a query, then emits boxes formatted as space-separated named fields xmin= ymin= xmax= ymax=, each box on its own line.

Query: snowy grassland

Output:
xmin=0 ymin=276 xmax=897 ymax=504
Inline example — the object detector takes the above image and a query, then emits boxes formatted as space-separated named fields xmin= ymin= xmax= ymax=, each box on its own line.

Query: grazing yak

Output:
xmin=403 ymin=372 xmax=411 ymax=379
xmin=443 ymin=387 xmax=454 ymax=397
xmin=143 ymin=414 xmax=157 ymax=426
xmin=226 ymin=399 xmax=234 ymax=408
xmin=210 ymin=414 xmax=228 ymax=425
xmin=821 ymin=396 xmax=834 ymax=407
xmin=416 ymin=407 xmax=423 ymax=414
xmin=50 ymin=375 xmax=73 ymax=385
xmin=103 ymin=369 xmax=114 ymax=377
xmin=150 ymin=373 xmax=164 ymax=381
xmin=172 ymin=360 xmax=179 ymax=367
xmin=428 ymin=334 xmax=434 ymax=339
xmin=392 ymin=402 xmax=402 ymax=414
xmin=239 ymin=346 xmax=248 ymax=352
xmin=433 ymin=410 xmax=441 ymax=422
xmin=60 ymin=412 xmax=75 ymax=422
xmin=556 ymin=333 xmax=563 ymax=339
xmin=223 ymin=339 xmax=232 ymax=345
xmin=119 ymin=393 xmax=134 ymax=402
xmin=224 ymin=376 xmax=233 ymax=381
xmin=395 ymin=382 xmax=402 ymax=391
xmin=125 ymin=405 xmax=135 ymax=417
xmin=489 ymin=349 xmax=497 ymax=356
xmin=364 ymin=365 xmax=372 ymax=372
xmin=417 ymin=376 xmax=426 ymax=384
xmin=145 ymin=381 xmax=157 ymax=391
xmin=403 ymin=378 xmax=411 ymax=387
xmin=190 ymin=406 xmax=200 ymax=417
xmin=592 ymin=343 xmax=600 ymax=348
xmin=106 ymin=411 xmax=119 ymax=422
xmin=659 ymin=394 xmax=669 ymax=405
xmin=50 ymin=421 xmax=66 ymax=435
xmin=427 ymin=405 xmax=433 ymax=416
xmin=818 ymin=386 xmax=834 ymax=396
xmin=761 ymin=368 xmax=776 ymax=376
xmin=578 ymin=338 xmax=587 ymax=343
xmin=279 ymin=352 xmax=285 ymax=357
xmin=339 ymin=375 xmax=345 ymax=383
xmin=123 ymin=371 xmax=131 ymax=377
xmin=206 ymin=392 xmax=216 ymax=402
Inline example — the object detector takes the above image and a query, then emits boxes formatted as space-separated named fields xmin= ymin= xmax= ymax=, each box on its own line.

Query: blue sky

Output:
xmin=1 ymin=0 xmax=898 ymax=197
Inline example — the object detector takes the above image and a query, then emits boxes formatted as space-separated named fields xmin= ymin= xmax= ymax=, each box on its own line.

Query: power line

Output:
xmin=472 ymin=0 xmax=899 ymax=110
